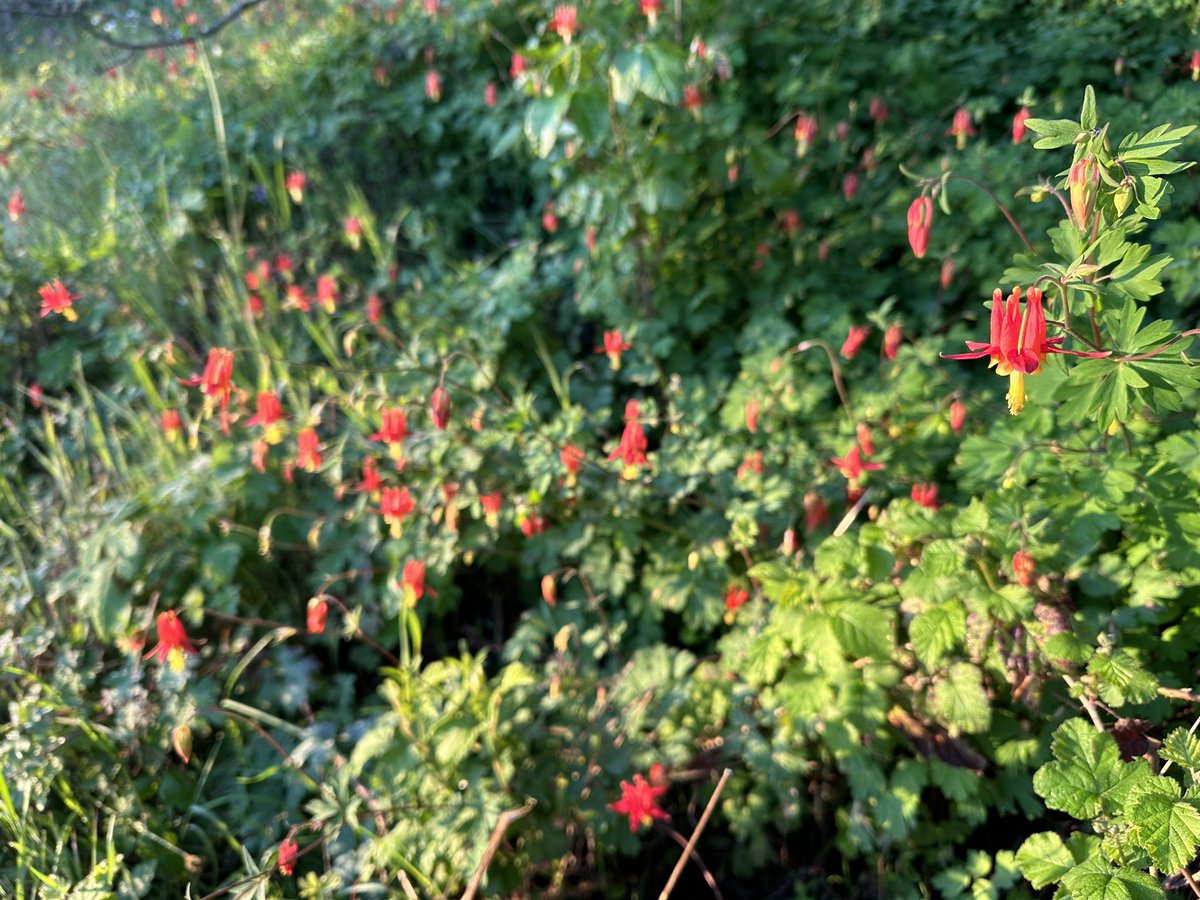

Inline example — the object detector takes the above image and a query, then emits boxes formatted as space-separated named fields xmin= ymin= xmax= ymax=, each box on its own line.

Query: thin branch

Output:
xmin=947 ymin=175 xmax=1037 ymax=254
xmin=460 ymin=797 xmax=537 ymax=900
xmin=662 ymin=826 xmax=723 ymax=900
xmin=658 ymin=768 xmax=732 ymax=900
xmin=792 ymin=340 xmax=852 ymax=419
xmin=79 ymin=0 xmax=266 ymax=51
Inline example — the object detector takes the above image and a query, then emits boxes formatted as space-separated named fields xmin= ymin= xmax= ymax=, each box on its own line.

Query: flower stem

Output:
xmin=948 ymin=175 xmax=1037 ymax=254
xmin=793 ymin=340 xmax=853 ymax=420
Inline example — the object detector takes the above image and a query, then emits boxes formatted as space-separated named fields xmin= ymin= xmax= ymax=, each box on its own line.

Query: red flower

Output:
xmin=344 ymin=216 xmax=362 ymax=250
xmin=737 ymin=451 xmax=763 ymax=479
xmin=946 ymin=108 xmax=976 ymax=150
xmin=869 ymin=95 xmax=889 ymax=125
xmin=371 ymin=407 xmax=409 ymax=461
xmin=430 ymin=386 xmax=451 ymax=430
xmin=949 ymin=399 xmax=967 ymax=435
xmin=609 ymin=774 xmax=670 ymax=832
xmin=745 ymin=398 xmax=761 ymax=433
xmin=793 ymin=114 xmax=818 ymax=156
xmin=247 ymin=391 xmax=286 ymax=444
xmin=542 ymin=202 xmax=558 ymax=233
xmin=251 ymin=438 xmax=269 ymax=473
xmin=883 ymin=324 xmax=902 ymax=361
xmin=306 ymin=596 xmax=328 ymax=635
xmin=286 ymin=170 xmax=305 ymax=204
xmin=400 ymin=560 xmax=427 ymax=607
xmin=856 ymin=423 xmax=875 ymax=457
xmin=940 ymin=258 xmax=956 ymax=290
xmin=1012 ymin=107 xmax=1031 ymax=144
xmin=356 ymin=457 xmax=382 ymax=496
xmin=541 ymin=574 xmax=557 ymax=606
xmin=484 ymin=82 xmax=498 ymax=107
xmin=38 ymin=279 xmax=81 ymax=322
xmin=682 ymin=84 xmax=702 ymax=118
xmin=180 ymin=347 xmax=235 ymax=433
xmin=296 ymin=428 xmax=322 ymax=472
xmin=724 ymin=584 xmax=750 ymax=616
xmin=907 ymin=196 xmax=933 ymax=259
xmin=599 ymin=330 xmax=632 ymax=371
xmin=842 ymin=173 xmax=858 ymax=200
xmin=380 ymin=486 xmax=415 ymax=538
xmin=277 ymin=835 xmax=299 ymax=875
xmin=561 ymin=444 xmax=584 ymax=487
xmin=481 ymin=491 xmax=503 ymax=528
xmin=840 ymin=325 xmax=870 ymax=360
xmin=162 ymin=408 xmax=183 ymax=442
xmin=911 ymin=482 xmax=939 ymax=509
xmin=780 ymin=210 xmax=802 ymax=235
xmin=1012 ymin=550 xmax=1036 ymax=588
xmin=7 ymin=190 xmax=24 ymax=221
xmin=425 ymin=70 xmax=442 ymax=102
xmin=520 ymin=512 xmax=546 ymax=537
xmin=1069 ymin=157 xmax=1099 ymax=230
xmin=285 ymin=284 xmax=311 ymax=312
xmin=367 ymin=293 xmax=383 ymax=324
xmin=831 ymin=446 xmax=882 ymax=483
xmin=804 ymin=491 xmax=828 ymax=533
xmin=274 ymin=253 xmax=294 ymax=277
xmin=510 ymin=53 xmax=527 ymax=79
xmin=641 ymin=0 xmax=661 ymax=27
xmin=607 ymin=400 xmax=648 ymax=478
xmin=1191 ymin=49 xmax=1200 ymax=81
xmin=551 ymin=5 xmax=577 ymax=43
xmin=940 ymin=286 xmax=1108 ymax=415
xmin=143 ymin=610 xmax=198 ymax=672
xmin=317 ymin=274 xmax=337 ymax=313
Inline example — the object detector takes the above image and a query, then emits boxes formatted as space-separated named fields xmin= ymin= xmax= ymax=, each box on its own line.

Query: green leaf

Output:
xmin=930 ymin=662 xmax=991 ymax=733
xmin=1032 ymin=719 xmax=1153 ymax=819
xmin=1026 ymin=117 xmax=1083 ymax=150
xmin=524 ymin=95 xmax=569 ymax=158
xmin=1016 ymin=832 xmax=1078 ymax=890
xmin=1160 ymin=728 xmax=1200 ymax=771
xmin=569 ymin=86 xmax=610 ymax=145
xmin=1087 ymin=649 xmax=1158 ymax=707
xmin=1080 ymin=86 xmax=1098 ymax=132
xmin=1126 ymin=776 xmax=1200 ymax=873
xmin=1060 ymin=853 xmax=1165 ymax=900
xmin=609 ymin=43 xmax=683 ymax=106
xmin=910 ymin=600 xmax=965 ymax=668
xmin=828 ymin=601 xmax=892 ymax=660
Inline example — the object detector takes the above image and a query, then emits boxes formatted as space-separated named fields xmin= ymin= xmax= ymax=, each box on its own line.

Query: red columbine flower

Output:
xmin=143 ymin=610 xmax=198 ymax=672
xmin=682 ymin=84 xmax=702 ymax=119
xmin=1012 ymin=550 xmax=1036 ymax=587
xmin=940 ymin=286 xmax=1108 ymax=415
xmin=1191 ymin=49 xmax=1200 ymax=81
xmin=344 ymin=216 xmax=362 ymax=250
xmin=883 ymin=324 xmax=902 ymax=360
xmin=520 ymin=512 xmax=546 ymax=537
xmin=551 ymin=5 xmax=577 ymax=43
xmin=286 ymin=170 xmax=305 ymax=204
xmin=940 ymin=257 xmax=956 ymax=290
xmin=277 ymin=835 xmax=299 ymax=875
xmin=180 ymin=347 xmax=235 ymax=433
xmin=842 ymin=173 xmax=858 ymax=200
xmin=949 ymin=399 xmax=966 ymax=435
xmin=542 ymin=202 xmax=558 ymax=233
xmin=481 ymin=491 xmax=503 ymax=528
xmin=247 ymin=391 xmax=286 ymax=444
xmin=561 ymin=444 xmax=584 ymax=486
xmin=541 ymin=574 xmax=557 ymax=605
xmin=252 ymin=438 xmax=269 ymax=473
xmin=907 ymin=196 xmax=933 ymax=259
xmin=296 ymin=428 xmax=321 ymax=472
xmin=485 ymin=81 xmax=498 ymax=107
xmin=831 ymin=446 xmax=882 ymax=483
xmin=306 ymin=596 xmax=328 ymax=634
xmin=840 ymin=325 xmax=870 ymax=360
xmin=1012 ymin=107 xmax=1031 ymax=144
xmin=162 ymin=408 xmax=183 ymax=442
xmin=38 ymin=279 xmax=81 ymax=322
xmin=946 ymin=108 xmax=976 ymax=150
xmin=737 ymin=451 xmax=763 ymax=479
xmin=7 ymin=190 xmax=24 ymax=221
xmin=745 ymin=398 xmax=761 ymax=433
xmin=430 ymin=386 xmax=451 ymax=430
xmin=274 ymin=253 xmax=294 ymax=278
xmin=911 ymin=482 xmax=939 ymax=509
xmin=510 ymin=53 xmax=527 ymax=79
xmin=608 ymin=400 xmax=649 ymax=479
xmin=380 ymin=486 xmax=415 ymax=538
xmin=599 ymin=330 xmax=632 ymax=371
xmin=317 ymin=274 xmax=337 ymax=313
xmin=794 ymin=114 xmax=818 ymax=157
xmin=609 ymin=774 xmax=670 ymax=832
xmin=400 ymin=560 xmax=427 ymax=607
xmin=804 ymin=491 xmax=828 ymax=533
xmin=367 ymin=293 xmax=383 ymax=325
xmin=869 ymin=95 xmax=889 ymax=125
xmin=356 ymin=456 xmax=382 ymax=497
xmin=641 ymin=0 xmax=661 ymax=26
xmin=856 ymin=423 xmax=875 ymax=457
xmin=285 ymin=284 xmax=311 ymax=312
xmin=371 ymin=407 xmax=408 ymax=461
xmin=425 ymin=70 xmax=442 ymax=102
xmin=724 ymin=584 xmax=750 ymax=618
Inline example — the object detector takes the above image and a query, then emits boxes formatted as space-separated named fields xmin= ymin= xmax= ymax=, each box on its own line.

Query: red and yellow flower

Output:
xmin=143 ymin=610 xmax=198 ymax=672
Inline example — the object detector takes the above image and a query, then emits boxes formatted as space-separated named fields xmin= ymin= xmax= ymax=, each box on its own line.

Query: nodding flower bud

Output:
xmin=1113 ymin=176 xmax=1134 ymax=218
xmin=1068 ymin=156 xmax=1100 ymax=231
xmin=906 ymin=196 xmax=933 ymax=259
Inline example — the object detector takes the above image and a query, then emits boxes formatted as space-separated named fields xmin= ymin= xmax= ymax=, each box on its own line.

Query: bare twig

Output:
xmin=79 ymin=0 xmax=267 ymax=51
xmin=658 ymin=768 xmax=732 ymax=900
xmin=662 ymin=826 xmax=723 ymax=900
xmin=792 ymin=340 xmax=852 ymax=419
xmin=1181 ymin=867 xmax=1200 ymax=899
xmin=461 ymin=797 xmax=537 ymax=900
